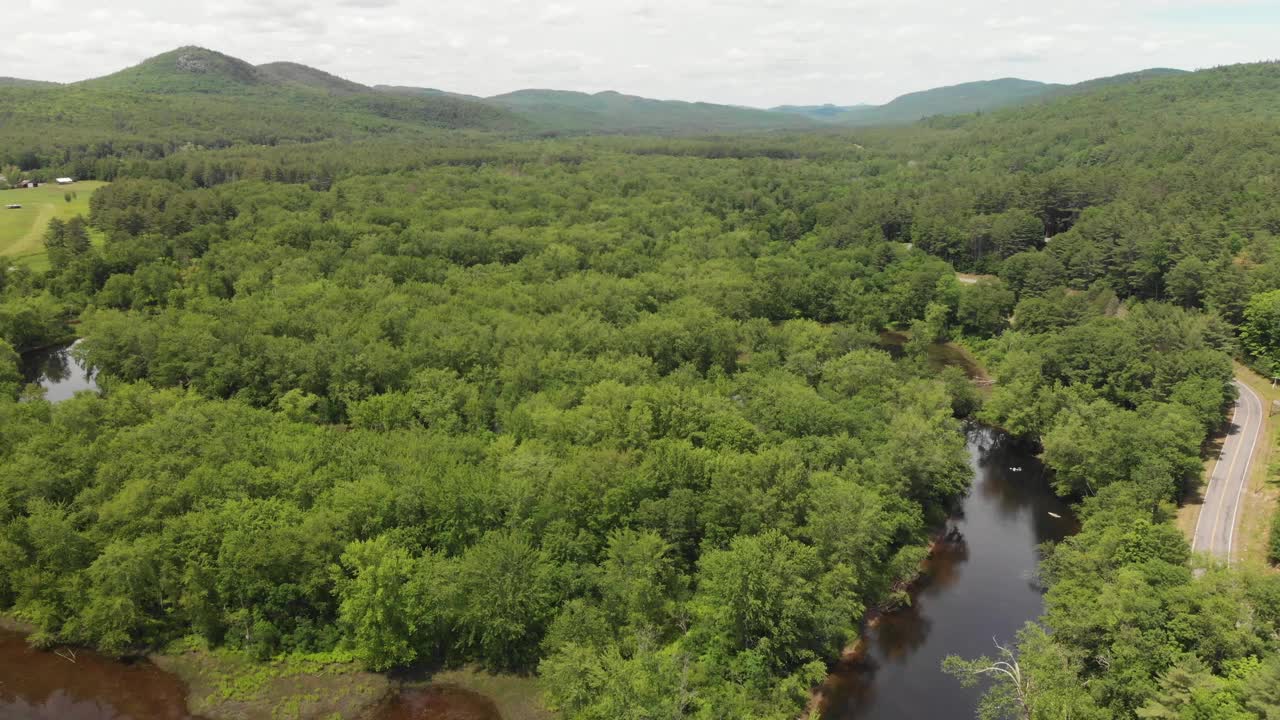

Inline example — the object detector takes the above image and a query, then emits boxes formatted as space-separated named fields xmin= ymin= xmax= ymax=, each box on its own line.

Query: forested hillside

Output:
xmin=484 ymin=89 xmax=814 ymax=133
xmin=0 ymin=45 xmax=805 ymax=177
xmin=0 ymin=45 xmax=1193 ymax=184
xmin=254 ymin=62 xmax=372 ymax=95
xmin=2 ymin=58 xmax=1280 ymax=720
xmin=771 ymin=68 xmax=1186 ymax=125
xmin=819 ymin=77 xmax=1055 ymax=125
xmin=0 ymin=47 xmax=525 ymax=178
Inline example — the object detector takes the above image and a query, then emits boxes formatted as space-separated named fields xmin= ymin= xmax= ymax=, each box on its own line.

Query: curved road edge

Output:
xmin=1191 ymin=378 xmax=1266 ymax=564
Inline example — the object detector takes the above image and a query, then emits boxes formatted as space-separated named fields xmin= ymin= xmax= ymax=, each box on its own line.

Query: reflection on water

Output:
xmin=370 ymin=685 xmax=502 ymax=720
xmin=0 ymin=625 xmax=505 ymax=720
xmin=19 ymin=340 xmax=99 ymax=402
xmin=819 ymin=426 xmax=1078 ymax=720
xmin=0 ymin=629 xmax=195 ymax=720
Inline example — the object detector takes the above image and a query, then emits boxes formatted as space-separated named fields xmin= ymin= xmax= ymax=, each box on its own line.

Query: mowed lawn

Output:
xmin=0 ymin=181 xmax=108 ymax=268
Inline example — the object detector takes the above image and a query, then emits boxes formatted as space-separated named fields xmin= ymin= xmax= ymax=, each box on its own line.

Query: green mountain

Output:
xmin=484 ymin=89 xmax=813 ymax=133
xmin=0 ymin=47 xmax=526 ymax=171
xmin=772 ymin=69 xmax=1191 ymax=126
xmin=0 ymin=77 xmax=60 ymax=88
xmin=375 ymin=85 xmax=483 ymax=101
xmin=80 ymin=46 xmax=269 ymax=93
xmin=965 ymin=62 xmax=1272 ymax=129
xmin=854 ymin=77 xmax=1055 ymax=124
xmin=770 ymin=103 xmax=870 ymax=119
xmin=772 ymin=78 xmax=1057 ymax=125
xmin=377 ymin=86 xmax=811 ymax=133
xmin=257 ymin=61 xmax=370 ymax=95
xmin=0 ymin=45 xmax=1211 ymax=176
xmin=1049 ymin=67 xmax=1188 ymax=97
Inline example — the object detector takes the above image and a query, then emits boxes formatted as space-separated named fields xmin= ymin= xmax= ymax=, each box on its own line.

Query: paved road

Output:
xmin=1192 ymin=380 xmax=1265 ymax=564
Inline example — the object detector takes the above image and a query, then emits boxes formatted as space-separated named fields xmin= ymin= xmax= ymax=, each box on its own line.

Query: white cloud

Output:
xmin=0 ymin=0 xmax=1273 ymax=106
xmin=538 ymin=3 xmax=579 ymax=24
xmin=984 ymin=15 xmax=1038 ymax=29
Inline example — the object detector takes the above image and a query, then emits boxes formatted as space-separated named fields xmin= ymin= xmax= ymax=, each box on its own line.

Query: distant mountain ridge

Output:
xmin=375 ymin=86 xmax=483 ymax=101
xmin=773 ymin=69 xmax=1189 ymax=125
xmin=481 ymin=88 xmax=813 ymax=133
xmin=256 ymin=61 xmax=370 ymax=95
xmin=2 ymin=46 xmax=1198 ymax=145
xmin=0 ymin=46 xmax=527 ymax=167
xmin=0 ymin=77 xmax=61 ymax=88
xmin=45 ymin=47 xmax=810 ymax=134
xmin=842 ymin=77 xmax=1056 ymax=125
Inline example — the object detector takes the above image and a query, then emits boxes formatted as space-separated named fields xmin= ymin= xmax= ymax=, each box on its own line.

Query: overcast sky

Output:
xmin=5 ymin=0 xmax=1277 ymax=106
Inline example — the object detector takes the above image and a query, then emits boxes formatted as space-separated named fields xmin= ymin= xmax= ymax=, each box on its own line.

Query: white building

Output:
xmin=56 ymin=177 xmax=75 ymax=185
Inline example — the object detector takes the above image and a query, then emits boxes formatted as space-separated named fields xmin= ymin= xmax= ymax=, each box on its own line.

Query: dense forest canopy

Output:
xmin=2 ymin=57 xmax=1280 ymax=719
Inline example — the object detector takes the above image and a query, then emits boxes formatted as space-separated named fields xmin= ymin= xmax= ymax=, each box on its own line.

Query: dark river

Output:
xmin=817 ymin=426 xmax=1077 ymax=720
xmin=20 ymin=340 xmax=99 ymax=401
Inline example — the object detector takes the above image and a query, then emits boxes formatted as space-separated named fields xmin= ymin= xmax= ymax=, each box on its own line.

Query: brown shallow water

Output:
xmin=370 ymin=685 xmax=501 ymax=720
xmin=0 ymin=628 xmax=503 ymax=720
xmin=0 ymin=629 xmax=195 ymax=720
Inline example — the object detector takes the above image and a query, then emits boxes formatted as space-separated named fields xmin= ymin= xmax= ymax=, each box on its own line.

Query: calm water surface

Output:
xmin=0 ymin=629 xmax=194 ymax=720
xmin=371 ymin=685 xmax=501 ymax=720
xmin=819 ymin=426 xmax=1078 ymax=720
xmin=20 ymin=340 xmax=99 ymax=402
xmin=0 ymin=629 xmax=502 ymax=720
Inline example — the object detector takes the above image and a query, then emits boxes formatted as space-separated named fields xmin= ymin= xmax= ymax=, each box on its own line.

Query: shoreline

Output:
xmin=804 ymin=525 xmax=960 ymax=719
xmin=0 ymin=615 xmax=547 ymax=720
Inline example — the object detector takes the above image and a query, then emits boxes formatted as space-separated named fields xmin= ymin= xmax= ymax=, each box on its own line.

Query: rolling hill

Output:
xmin=0 ymin=45 xmax=810 ymax=175
xmin=79 ymin=46 xmax=269 ymax=93
xmin=0 ymin=77 xmax=60 ymax=88
xmin=771 ymin=78 xmax=1057 ymax=124
xmin=0 ymin=47 xmax=526 ymax=174
xmin=846 ymin=77 xmax=1056 ymax=124
xmin=0 ymin=44 xmax=1215 ymax=178
xmin=1049 ymin=67 xmax=1188 ymax=97
xmin=773 ymin=77 xmax=1058 ymax=125
xmin=774 ymin=69 xmax=1190 ymax=126
xmin=377 ymin=86 xmax=816 ymax=133
xmin=770 ymin=103 xmax=871 ymax=119
xmin=484 ymin=89 xmax=814 ymax=133
xmin=257 ymin=61 xmax=370 ymax=95
xmin=375 ymin=86 xmax=483 ymax=101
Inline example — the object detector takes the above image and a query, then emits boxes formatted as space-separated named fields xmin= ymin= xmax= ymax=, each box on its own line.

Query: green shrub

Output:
xmin=1269 ymin=508 xmax=1280 ymax=566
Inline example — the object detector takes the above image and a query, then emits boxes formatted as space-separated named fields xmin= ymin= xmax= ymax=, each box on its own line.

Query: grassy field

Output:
xmin=420 ymin=667 xmax=553 ymax=720
xmin=154 ymin=643 xmax=392 ymax=720
xmin=0 ymin=181 xmax=108 ymax=268
xmin=152 ymin=640 xmax=553 ymax=720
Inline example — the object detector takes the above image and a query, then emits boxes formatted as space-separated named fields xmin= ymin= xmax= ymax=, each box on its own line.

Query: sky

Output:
xmin=4 ymin=0 xmax=1277 ymax=107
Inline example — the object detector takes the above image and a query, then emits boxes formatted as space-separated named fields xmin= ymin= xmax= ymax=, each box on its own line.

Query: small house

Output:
xmin=55 ymin=177 xmax=74 ymax=185
xmin=15 ymin=180 xmax=38 ymax=189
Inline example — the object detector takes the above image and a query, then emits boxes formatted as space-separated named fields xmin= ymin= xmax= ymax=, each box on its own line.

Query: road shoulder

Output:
xmin=1228 ymin=364 xmax=1278 ymax=567
xmin=1177 ymin=368 xmax=1274 ymax=564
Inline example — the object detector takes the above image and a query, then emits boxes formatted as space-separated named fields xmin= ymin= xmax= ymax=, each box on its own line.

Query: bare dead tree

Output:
xmin=943 ymin=638 xmax=1033 ymax=720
